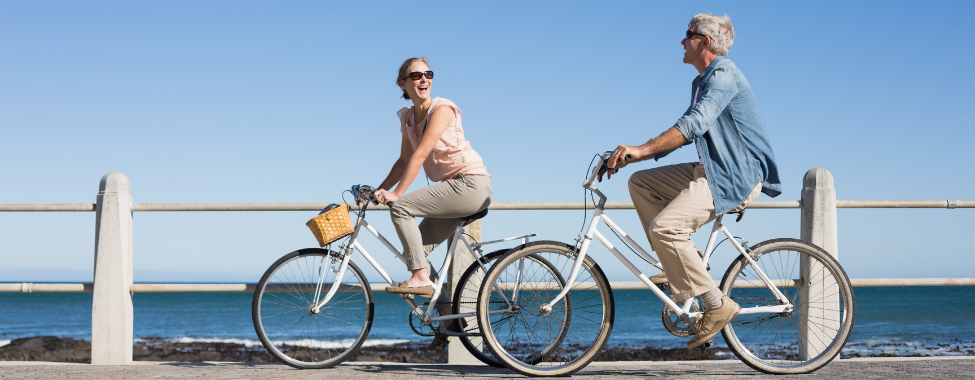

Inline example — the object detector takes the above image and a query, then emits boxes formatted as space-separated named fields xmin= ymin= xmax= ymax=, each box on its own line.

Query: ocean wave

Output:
xmin=0 ymin=340 xmax=10 ymax=348
xmin=133 ymin=337 xmax=412 ymax=349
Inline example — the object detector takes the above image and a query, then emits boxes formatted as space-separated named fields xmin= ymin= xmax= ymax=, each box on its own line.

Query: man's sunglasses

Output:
xmin=402 ymin=71 xmax=434 ymax=81
xmin=685 ymin=30 xmax=708 ymax=40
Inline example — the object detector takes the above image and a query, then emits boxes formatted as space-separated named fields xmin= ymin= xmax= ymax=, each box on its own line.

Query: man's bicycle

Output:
xmin=475 ymin=153 xmax=856 ymax=376
xmin=251 ymin=185 xmax=553 ymax=369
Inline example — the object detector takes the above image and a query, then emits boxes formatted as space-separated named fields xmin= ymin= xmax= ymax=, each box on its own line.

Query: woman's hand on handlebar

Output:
xmin=373 ymin=189 xmax=401 ymax=205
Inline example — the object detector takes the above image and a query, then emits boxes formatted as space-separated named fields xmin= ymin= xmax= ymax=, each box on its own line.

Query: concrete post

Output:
xmin=447 ymin=219 xmax=481 ymax=364
xmin=91 ymin=172 xmax=134 ymax=365
xmin=799 ymin=168 xmax=839 ymax=360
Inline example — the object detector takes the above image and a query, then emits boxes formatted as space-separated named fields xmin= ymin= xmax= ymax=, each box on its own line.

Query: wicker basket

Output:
xmin=306 ymin=204 xmax=354 ymax=247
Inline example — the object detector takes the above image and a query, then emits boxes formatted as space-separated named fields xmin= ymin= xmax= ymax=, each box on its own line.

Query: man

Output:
xmin=599 ymin=13 xmax=781 ymax=349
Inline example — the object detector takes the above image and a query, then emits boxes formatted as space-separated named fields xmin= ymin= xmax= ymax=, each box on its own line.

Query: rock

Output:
xmin=0 ymin=336 xmax=91 ymax=362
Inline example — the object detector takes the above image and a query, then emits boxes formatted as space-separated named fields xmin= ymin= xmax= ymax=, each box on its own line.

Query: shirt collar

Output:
xmin=697 ymin=55 xmax=728 ymax=81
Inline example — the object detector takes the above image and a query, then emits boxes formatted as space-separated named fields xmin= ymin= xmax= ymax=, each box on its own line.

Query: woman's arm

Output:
xmin=377 ymin=135 xmax=413 ymax=191
xmin=374 ymin=106 xmax=454 ymax=204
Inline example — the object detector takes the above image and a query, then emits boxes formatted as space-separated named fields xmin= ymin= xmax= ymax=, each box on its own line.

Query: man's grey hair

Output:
xmin=690 ymin=13 xmax=734 ymax=56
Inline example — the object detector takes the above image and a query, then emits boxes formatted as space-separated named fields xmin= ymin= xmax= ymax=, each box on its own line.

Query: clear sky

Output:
xmin=2 ymin=1 xmax=973 ymax=284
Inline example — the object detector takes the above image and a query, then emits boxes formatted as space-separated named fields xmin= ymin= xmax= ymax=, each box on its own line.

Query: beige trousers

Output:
xmin=390 ymin=174 xmax=492 ymax=272
xmin=628 ymin=163 xmax=762 ymax=301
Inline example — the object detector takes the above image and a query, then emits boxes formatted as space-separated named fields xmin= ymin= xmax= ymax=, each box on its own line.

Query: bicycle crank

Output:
xmin=408 ymin=302 xmax=437 ymax=337
xmin=661 ymin=298 xmax=702 ymax=338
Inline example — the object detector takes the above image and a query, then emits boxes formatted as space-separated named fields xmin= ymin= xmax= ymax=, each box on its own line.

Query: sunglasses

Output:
xmin=685 ymin=30 xmax=708 ymax=40
xmin=402 ymin=71 xmax=434 ymax=81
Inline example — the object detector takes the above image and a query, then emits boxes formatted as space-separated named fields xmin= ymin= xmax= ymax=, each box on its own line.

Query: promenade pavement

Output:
xmin=1 ymin=357 xmax=973 ymax=380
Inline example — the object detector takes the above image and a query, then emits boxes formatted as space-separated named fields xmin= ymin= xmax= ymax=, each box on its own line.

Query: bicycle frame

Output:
xmin=311 ymin=202 xmax=533 ymax=327
xmin=538 ymin=155 xmax=792 ymax=322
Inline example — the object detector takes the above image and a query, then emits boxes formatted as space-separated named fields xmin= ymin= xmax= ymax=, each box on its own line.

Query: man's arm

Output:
xmin=598 ymin=127 xmax=688 ymax=181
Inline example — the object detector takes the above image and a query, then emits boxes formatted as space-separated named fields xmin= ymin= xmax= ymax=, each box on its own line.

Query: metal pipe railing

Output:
xmin=2 ymin=199 xmax=973 ymax=212
xmin=1 ymin=169 xmax=972 ymax=366
xmin=4 ymin=278 xmax=974 ymax=293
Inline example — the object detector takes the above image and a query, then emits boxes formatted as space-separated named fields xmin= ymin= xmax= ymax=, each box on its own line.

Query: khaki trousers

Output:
xmin=390 ymin=174 xmax=492 ymax=272
xmin=628 ymin=163 xmax=761 ymax=301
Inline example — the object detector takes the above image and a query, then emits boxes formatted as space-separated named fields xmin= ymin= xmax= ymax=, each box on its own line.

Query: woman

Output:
xmin=372 ymin=57 xmax=492 ymax=339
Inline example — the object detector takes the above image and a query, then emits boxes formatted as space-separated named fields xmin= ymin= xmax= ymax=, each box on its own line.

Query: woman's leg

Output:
xmin=388 ymin=175 xmax=491 ymax=295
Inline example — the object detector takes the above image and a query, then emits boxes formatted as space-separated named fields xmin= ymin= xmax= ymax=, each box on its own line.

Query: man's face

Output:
xmin=681 ymin=25 xmax=708 ymax=65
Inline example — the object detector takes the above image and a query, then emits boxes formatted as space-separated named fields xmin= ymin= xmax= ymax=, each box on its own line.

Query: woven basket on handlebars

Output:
xmin=306 ymin=204 xmax=353 ymax=247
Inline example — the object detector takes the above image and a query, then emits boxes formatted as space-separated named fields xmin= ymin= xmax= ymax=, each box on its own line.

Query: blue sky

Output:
xmin=1 ymin=1 xmax=973 ymax=283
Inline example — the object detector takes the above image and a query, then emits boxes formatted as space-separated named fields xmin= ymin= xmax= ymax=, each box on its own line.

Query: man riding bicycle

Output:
xmin=599 ymin=13 xmax=781 ymax=349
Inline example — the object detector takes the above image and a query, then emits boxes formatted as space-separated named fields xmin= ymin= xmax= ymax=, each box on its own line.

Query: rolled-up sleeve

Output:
xmin=674 ymin=67 xmax=739 ymax=141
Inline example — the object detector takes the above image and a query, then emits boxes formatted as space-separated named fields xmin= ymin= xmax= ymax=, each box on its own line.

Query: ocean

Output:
xmin=1 ymin=286 xmax=974 ymax=358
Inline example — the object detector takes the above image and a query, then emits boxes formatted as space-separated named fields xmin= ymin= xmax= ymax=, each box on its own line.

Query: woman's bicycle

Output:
xmin=251 ymin=185 xmax=555 ymax=369
xmin=475 ymin=153 xmax=856 ymax=376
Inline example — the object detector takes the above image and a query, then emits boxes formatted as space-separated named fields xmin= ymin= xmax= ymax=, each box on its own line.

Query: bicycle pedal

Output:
xmin=702 ymin=339 xmax=715 ymax=350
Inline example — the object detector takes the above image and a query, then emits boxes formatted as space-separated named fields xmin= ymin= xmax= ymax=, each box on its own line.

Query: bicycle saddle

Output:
xmin=461 ymin=208 xmax=488 ymax=226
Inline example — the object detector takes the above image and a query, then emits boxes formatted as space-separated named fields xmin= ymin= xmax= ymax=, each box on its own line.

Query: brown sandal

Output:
xmin=385 ymin=282 xmax=434 ymax=298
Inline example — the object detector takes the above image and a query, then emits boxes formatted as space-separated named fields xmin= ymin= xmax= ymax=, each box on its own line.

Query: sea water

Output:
xmin=1 ymin=286 xmax=973 ymax=357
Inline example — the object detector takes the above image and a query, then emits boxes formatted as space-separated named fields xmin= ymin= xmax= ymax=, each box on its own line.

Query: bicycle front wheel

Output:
xmin=719 ymin=238 xmax=855 ymax=374
xmin=252 ymin=248 xmax=374 ymax=369
xmin=477 ymin=241 xmax=614 ymax=377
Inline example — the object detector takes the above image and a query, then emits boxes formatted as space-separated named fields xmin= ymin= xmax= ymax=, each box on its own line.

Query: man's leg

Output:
xmin=645 ymin=164 xmax=718 ymax=302
xmin=628 ymin=163 xmax=699 ymax=249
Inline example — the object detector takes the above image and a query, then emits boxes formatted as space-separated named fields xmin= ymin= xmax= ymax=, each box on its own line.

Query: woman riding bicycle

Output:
xmin=372 ymin=57 xmax=492 ymax=342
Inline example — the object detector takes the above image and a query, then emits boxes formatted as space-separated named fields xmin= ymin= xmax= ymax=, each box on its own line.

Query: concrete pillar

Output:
xmin=447 ymin=219 xmax=481 ymax=364
xmin=799 ymin=168 xmax=839 ymax=360
xmin=91 ymin=172 xmax=134 ymax=365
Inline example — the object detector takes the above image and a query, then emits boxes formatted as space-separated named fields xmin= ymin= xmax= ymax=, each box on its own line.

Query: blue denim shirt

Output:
xmin=655 ymin=56 xmax=781 ymax=215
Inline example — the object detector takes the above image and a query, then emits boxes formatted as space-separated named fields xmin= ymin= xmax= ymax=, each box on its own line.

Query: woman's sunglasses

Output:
xmin=402 ymin=71 xmax=434 ymax=81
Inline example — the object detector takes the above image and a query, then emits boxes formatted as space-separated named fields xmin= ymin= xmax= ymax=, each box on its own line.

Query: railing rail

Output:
xmin=4 ymin=278 xmax=975 ymax=294
xmin=3 ymin=199 xmax=974 ymax=212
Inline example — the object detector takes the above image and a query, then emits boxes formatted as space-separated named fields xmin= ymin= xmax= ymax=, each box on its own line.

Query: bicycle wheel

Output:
xmin=252 ymin=248 xmax=374 ymax=369
xmin=477 ymin=241 xmax=615 ymax=377
xmin=454 ymin=249 xmax=564 ymax=368
xmin=719 ymin=238 xmax=855 ymax=374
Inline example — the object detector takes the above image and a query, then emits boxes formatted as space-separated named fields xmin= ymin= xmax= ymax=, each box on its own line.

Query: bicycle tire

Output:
xmin=719 ymin=238 xmax=855 ymax=374
xmin=477 ymin=241 xmax=615 ymax=377
xmin=454 ymin=249 xmax=564 ymax=367
xmin=252 ymin=248 xmax=374 ymax=369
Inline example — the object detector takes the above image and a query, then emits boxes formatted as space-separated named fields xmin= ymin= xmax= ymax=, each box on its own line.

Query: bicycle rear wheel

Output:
xmin=719 ymin=238 xmax=855 ymax=374
xmin=454 ymin=249 xmax=563 ymax=368
xmin=477 ymin=241 xmax=614 ymax=377
xmin=252 ymin=248 xmax=373 ymax=369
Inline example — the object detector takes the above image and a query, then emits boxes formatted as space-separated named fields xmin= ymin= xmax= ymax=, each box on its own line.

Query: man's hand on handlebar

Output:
xmin=597 ymin=145 xmax=640 ymax=182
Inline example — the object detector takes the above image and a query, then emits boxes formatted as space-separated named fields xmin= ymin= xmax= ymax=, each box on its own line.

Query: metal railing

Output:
xmin=4 ymin=199 xmax=973 ymax=212
xmin=1 ymin=169 xmax=973 ymax=365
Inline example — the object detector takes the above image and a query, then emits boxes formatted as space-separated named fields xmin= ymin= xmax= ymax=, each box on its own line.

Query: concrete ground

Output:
xmin=1 ymin=357 xmax=973 ymax=380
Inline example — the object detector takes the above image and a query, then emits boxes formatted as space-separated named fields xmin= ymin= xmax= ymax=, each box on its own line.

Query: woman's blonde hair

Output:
xmin=396 ymin=57 xmax=428 ymax=100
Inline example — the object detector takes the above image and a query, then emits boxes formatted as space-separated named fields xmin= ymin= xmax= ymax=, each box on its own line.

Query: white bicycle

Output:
xmin=476 ymin=153 xmax=856 ymax=376
xmin=251 ymin=185 xmax=557 ymax=369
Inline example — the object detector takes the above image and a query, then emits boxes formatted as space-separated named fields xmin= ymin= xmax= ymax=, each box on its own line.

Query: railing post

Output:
xmin=447 ymin=219 xmax=481 ymax=364
xmin=799 ymin=168 xmax=839 ymax=360
xmin=91 ymin=172 xmax=134 ymax=365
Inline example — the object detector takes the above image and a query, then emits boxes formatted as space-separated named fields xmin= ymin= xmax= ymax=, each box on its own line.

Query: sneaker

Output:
xmin=687 ymin=295 xmax=740 ymax=349
xmin=649 ymin=272 xmax=668 ymax=285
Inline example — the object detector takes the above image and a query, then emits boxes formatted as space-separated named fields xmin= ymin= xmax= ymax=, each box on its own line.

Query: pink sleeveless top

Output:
xmin=397 ymin=98 xmax=490 ymax=182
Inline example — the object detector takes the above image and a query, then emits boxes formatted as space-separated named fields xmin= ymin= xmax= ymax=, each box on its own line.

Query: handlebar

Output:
xmin=351 ymin=184 xmax=393 ymax=207
xmin=583 ymin=151 xmax=631 ymax=189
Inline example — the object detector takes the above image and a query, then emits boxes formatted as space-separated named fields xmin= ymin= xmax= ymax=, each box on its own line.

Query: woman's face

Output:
xmin=401 ymin=61 xmax=432 ymax=101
